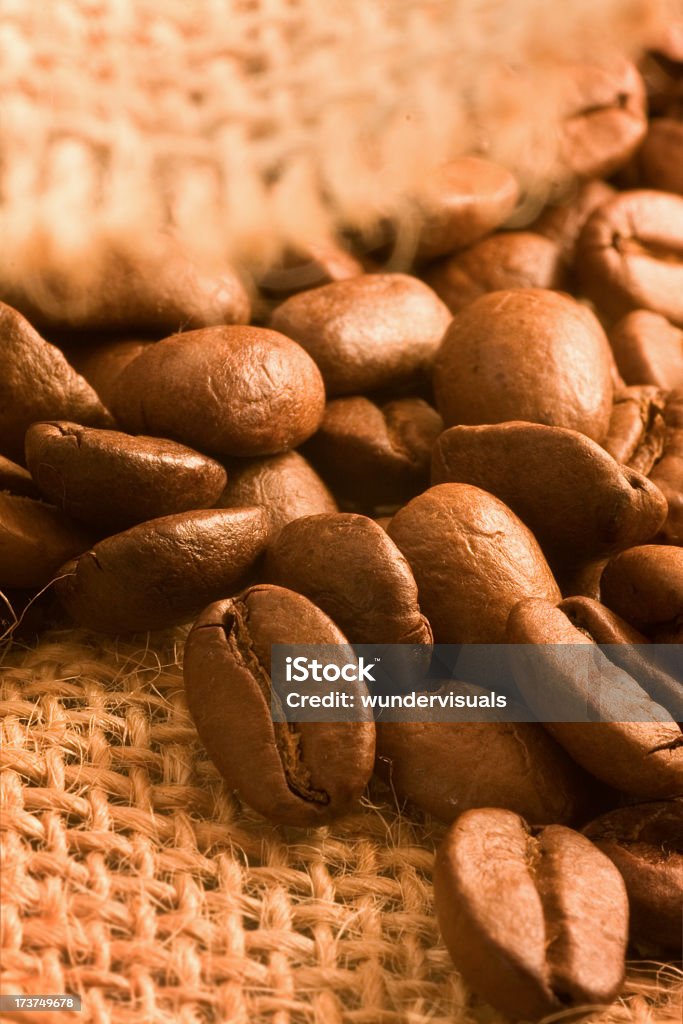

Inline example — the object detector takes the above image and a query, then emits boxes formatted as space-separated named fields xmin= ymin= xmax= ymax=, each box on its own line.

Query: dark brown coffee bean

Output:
xmin=531 ymin=179 xmax=616 ymax=264
xmin=583 ymin=801 xmax=683 ymax=954
xmin=650 ymin=389 xmax=683 ymax=543
xmin=25 ymin=422 xmax=227 ymax=532
xmin=431 ymin=422 xmax=667 ymax=574
xmin=577 ymin=190 xmax=683 ymax=326
xmin=637 ymin=118 xmax=683 ymax=195
xmin=601 ymin=386 xmax=667 ymax=472
xmin=559 ymin=59 xmax=647 ymax=179
xmin=55 ymin=507 xmax=269 ymax=634
xmin=387 ymin=484 xmax=560 ymax=643
xmin=183 ymin=585 xmax=375 ymax=826
xmin=425 ymin=232 xmax=565 ymax=314
xmin=0 ymin=301 xmax=113 ymax=463
xmin=433 ymin=289 xmax=614 ymax=442
xmin=303 ymin=396 xmax=443 ymax=510
xmin=110 ymin=325 xmax=325 ymax=457
xmin=507 ymin=597 xmax=683 ymax=798
xmin=0 ymin=493 xmax=92 ymax=589
xmin=258 ymin=242 xmax=363 ymax=297
xmin=414 ymin=157 xmax=519 ymax=261
xmin=216 ymin=451 xmax=337 ymax=537
xmin=601 ymin=545 xmax=683 ymax=642
xmin=0 ymin=456 xmax=39 ymax=498
xmin=269 ymin=274 xmax=451 ymax=396
xmin=434 ymin=808 xmax=628 ymax=1020
xmin=70 ymin=339 xmax=154 ymax=409
xmin=610 ymin=311 xmax=683 ymax=389
xmin=265 ymin=513 xmax=431 ymax=646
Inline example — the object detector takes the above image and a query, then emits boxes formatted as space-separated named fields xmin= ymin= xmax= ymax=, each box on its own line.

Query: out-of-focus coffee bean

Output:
xmin=530 ymin=179 xmax=616 ymax=265
xmin=413 ymin=157 xmax=520 ymax=261
xmin=601 ymin=386 xmax=667 ymax=472
xmin=0 ymin=301 xmax=113 ymax=463
xmin=110 ymin=326 xmax=325 ymax=457
xmin=303 ymin=396 xmax=443 ymax=510
xmin=216 ymin=450 xmax=337 ymax=537
xmin=70 ymin=339 xmax=155 ymax=409
xmin=583 ymin=801 xmax=683 ymax=955
xmin=258 ymin=242 xmax=363 ymax=297
xmin=507 ymin=597 xmax=683 ymax=798
xmin=433 ymin=289 xmax=614 ymax=441
xmin=433 ymin=808 xmax=628 ymax=1020
xmin=560 ymin=59 xmax=647 ymax=179
xmin=0 ymin=493 xmax=92 ymax=589
xmin=601 ymin=545 xmax=683 ymax=642
xmin=0 ymin=456 xmax=40 ymax=498
xmin=424 ymin=232 xmax=566 ymax=314
xmin=266 ymin=512 xmax=432 ymax=645
xmin=269 ymin=274 xmax=451 ymax=396
xmin=577 ymin=190 xmax=683 ymax=326
xmin=650 ymin=389 xmax=683 ymax=543
xmin=637 ymin=118 xmax=683 ymax=195
xmin=432 ymin=422 xmax=666 ymax=575
xmin=25 ymin=422 xmax=227 ymax=532
xmin=387 ymin=483 xmax=560 ymax=643
xmin=55 ymin=507 xmax=269 ymax=634
xmin=183 ymin=585 xmax=375 ymax=827
xmin=610 ymin=311 xmax=683 ymax=389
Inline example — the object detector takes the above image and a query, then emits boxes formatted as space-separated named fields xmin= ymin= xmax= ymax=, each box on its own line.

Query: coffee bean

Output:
xmin=531 ymin=179 xmax=616 ymax=264
xmin=183 ymin=585 xmax=375 ymax=826
xmin=55 ymin=507 xmax=269 ymax=634
xmin=0 ymin=301 xmax=113 ymax=463
xmin=303 ymin=396 xmax=443 ymax=510
xmin=110 ymin=326 xmax=325 ymax=457
xmin=0 ymin=493 xmax=92 ymax=589
xmin=600 ymin=544 xmax=683 ymax=642
xmin=70 ymin=339 xmax=154 ymax=409
xmin=269 ymin=274 xmax=451 ymax=396
xmin=425 ymin=232 xmax=566 ymax=314
xmin=0 ymin=455 xmax=39 ymax=498
xmin=433 ymin=808 xmax=629 ymax=1020
xmin=601 ymin=386 xmax=667 ymax=472
xmin=216 ymin=450 xmax=337 ymax=537
xmin=577 ymin=190 xmax=683 ymax=326
xmin=650 ymin=389 xmax=683 ymax=543
xmin=266 ymin=512 xmax=432 ymax=645
xmin=25 ymin=422 xmax=227 ymax=532
xmin=583 ymin=801 xmax=683 ymax=954
xmin=610 ymin=311 xmax=683 ymax=389
xmin=387 ymin=483 xmax=560 ymax=643
xmin=258 ymin=242 xmax=363 ymax=298
xmin=637 ymin=118 xmax=683 ymax=194
xmin=432 ymin=289 xmax=614 ymax=441
xmin=431 ymin=421 xmax=667 ymax=575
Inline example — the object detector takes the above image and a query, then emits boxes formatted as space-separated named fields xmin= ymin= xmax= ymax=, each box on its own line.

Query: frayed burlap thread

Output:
xmin=1 ymin=628 xmax=682 ymax=1024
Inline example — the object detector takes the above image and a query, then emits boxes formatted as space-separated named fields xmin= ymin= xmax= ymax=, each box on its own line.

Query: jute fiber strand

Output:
xmin=0 ymin=626 xmax=681 ymax=1024
xmin=0 ymin=0 xmax=679 ymax=319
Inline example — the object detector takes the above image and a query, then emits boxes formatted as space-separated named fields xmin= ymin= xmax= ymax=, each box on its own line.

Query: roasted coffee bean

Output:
xmin=507 ymin=597 xmax=683 ymax=798
xmin=601 ymin=545 xmax=683 ymax=642
xmin=414 ymin=157 xmax=520 ymax=262
xmin=216 ymin=451 xmax=336 ymax=537
xmin=269 ymin=274 xmax=451 ymax=396
xmin=55 ymin=507 xmax=269 ymax=634
xmin=431 ymin=422 xmax=667 ymax=575
xmin=303 ymin=396 xmax=443 ymax=510
xmin=425 ymin=232 xmax=566 ymax=314
xmin=650 ymin=389 xmax=683 ymax=543
xmin=609 ymin=311 xmax=683 ymax=389
xmin=0 ymin=493 xmax=92 ymax=589
xmin=110 ymin=325 xmax=325 ymax=457
xmin=183 ymin=585 xmax=375 ymax=826
xmin=577 ymin=190 xmax=683 ymax=326
xmin=637 ymin=118 xmax=683 ymax=195
xmin=266 ymin=513 xmax=432 ymax=645
xmin=0 ymin=301 xmax=112 ymax=463
xmin=433 ymin=808 xmax=629 ymax=1020
xmin=25 ymin=422 xmax=227 ymax=532
xmin=583 ymin=801 xmax=683 ymax=954
xmin=560 ymin=59 xmax=647 ymax=179
xmin=0 ymin=455 xmax=39 ymax=498
xmin=530 ymin=179 xmax=616 ymax=265
xmin=258 ymin=242 xmax=363 ymax=297
xmin=387 ymin=483 xmax=560 ymax=643
xmin=601 ymin=386 xmax=667 ymax=472
xmin=70 ymin=339 xmax=154 ymax=409
xmin=433 ymin=289 xmax=614 ymax=441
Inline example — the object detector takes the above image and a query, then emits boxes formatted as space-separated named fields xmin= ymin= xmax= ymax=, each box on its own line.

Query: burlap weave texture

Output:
xmin=1 ymin=628 xmax=682 ymax=1024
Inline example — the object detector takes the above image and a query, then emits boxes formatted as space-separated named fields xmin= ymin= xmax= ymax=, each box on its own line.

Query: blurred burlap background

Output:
xmin=1 ymin=2 xmax=683 ymax=1022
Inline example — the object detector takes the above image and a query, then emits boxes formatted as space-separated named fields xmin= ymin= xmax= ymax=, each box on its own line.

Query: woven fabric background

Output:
xmin=1 ymin=626 xmax=681 ymax=1024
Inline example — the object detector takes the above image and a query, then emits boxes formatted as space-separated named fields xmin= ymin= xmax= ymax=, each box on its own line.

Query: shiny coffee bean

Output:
xmin=433 ymin=289 xmax=614 ymax=441
xmin=110 ymin=325 xmax=325 ymax=457
xmin=601 ymin=386 xmax=667 ymax=472
xmin=55 ymin=507 xmax=269 ymax=634
xmin=609 ymin=311 xmax=683 ymax=389
xmin=0 ymin=301 xmax=112 ymax=463
xmin=25 ymin=422 xmax=227 ymax=532
xmin=433 ymin=808 xmax=628 ymax=1020
xmin=183 ymin=585 xmax=375 ymax=826
xmin=637 ymin=118 xmax=683 ymax=195
xmin=0 ymin=493 xmax=92 ymax=589
xmin=387 ymin=483 xmax=560 ymax=643
xmin=269 ymin=274 xmax=451 ymax=396
xmin=0 ymin=455 xmax=39 ymax=498
xmin=600 ymin=545 xmax=683 ymax=642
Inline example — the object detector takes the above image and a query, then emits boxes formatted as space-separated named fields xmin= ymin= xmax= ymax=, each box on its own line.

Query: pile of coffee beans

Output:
xmin=1 ymin=39 xmax=682 ymax=1022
